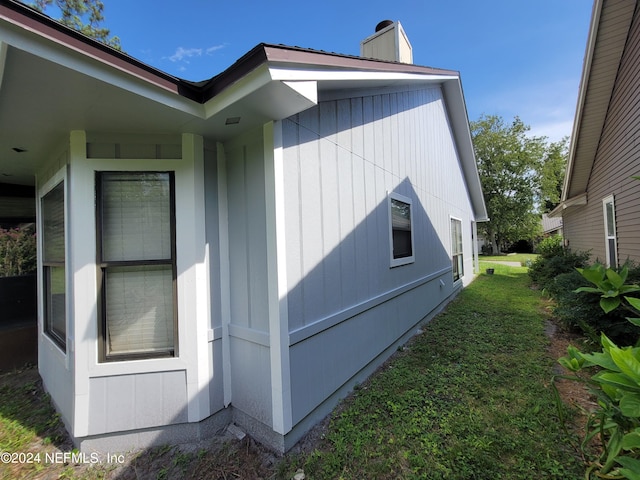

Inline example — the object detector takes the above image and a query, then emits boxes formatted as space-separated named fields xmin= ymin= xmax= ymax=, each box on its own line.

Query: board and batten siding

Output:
xmin=222 ymin=128 xmax=273 ymax=427
xmin=281 ymin=86 xmax=476 ymax=425
xmin=565 ymin=5 xmax=640 ymax=264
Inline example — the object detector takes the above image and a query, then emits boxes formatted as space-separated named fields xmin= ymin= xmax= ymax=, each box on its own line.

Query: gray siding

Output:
xmin=282 ymin=86 xmax=476 ymax=424
xmin=223 ymin=129 xmax=273 ymax=426
xmin=87 ymin=371 xmax=188 ymax=435
xmin=565 ymin=6 xmax=640 ymax=264
xmin=204 ymin=145 xmax=225 ymax=413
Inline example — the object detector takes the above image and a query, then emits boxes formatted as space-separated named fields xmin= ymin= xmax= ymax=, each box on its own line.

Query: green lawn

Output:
xmin=479 ymin=253 xmax=539 ymax=265
xmin=1 ymin=262 xmax=584 ymax=479
xmin=284 ymin=262 xmax=583 ymax=479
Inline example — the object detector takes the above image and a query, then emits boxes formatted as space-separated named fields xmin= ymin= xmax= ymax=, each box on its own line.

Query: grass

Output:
xmin=479 ymin=253 xmax=539 ymax=265
xmin=283 ymin=262 xmax=583 ymax=479
xmin=0 ymin=263 xmax=584 ymax=479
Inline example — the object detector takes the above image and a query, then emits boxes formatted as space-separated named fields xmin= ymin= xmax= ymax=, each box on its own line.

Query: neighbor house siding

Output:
xmin=281 ymin=86 xmax=475 ymax=426
xmin=565 ymin=6 xmax=640 ymax=264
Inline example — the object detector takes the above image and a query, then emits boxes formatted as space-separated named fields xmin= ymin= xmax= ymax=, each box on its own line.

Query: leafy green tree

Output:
xmin=538 ymin=137 xmax=568 ymax=213
xmin=30 ymin=0 xmax=120 ymax=48
xmin=471 ymin=115 xmax=545 ymax=253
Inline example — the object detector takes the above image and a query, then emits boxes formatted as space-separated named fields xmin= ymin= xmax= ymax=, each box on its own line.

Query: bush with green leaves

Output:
xmin=558 ymin=264 xmax=640 ymax=480
xmin=536 ymin=234 xmax=564 ymax=258
xmin=0 ymin=226 xmax=36 ymax=277
xmin=549 ymin=268 xmax=640 ymax=345
xmin=528 ymin=248 xmax=590 ymax=291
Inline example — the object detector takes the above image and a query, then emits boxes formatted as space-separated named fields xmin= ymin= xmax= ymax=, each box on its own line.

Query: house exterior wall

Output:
xmin=221 ymin=128 xmax=273 ymax=428
xmin=280 ymin=86 xmax=476 ymax=431
xmin=37 ymin=131 xmax=221 ymax=448
xmin=37 ymin=150 xmax=74 ymax=432
xmin=564 ymin=6 xmax=640 ymax=265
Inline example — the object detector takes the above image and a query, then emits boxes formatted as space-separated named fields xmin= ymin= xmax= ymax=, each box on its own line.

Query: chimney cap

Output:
xmin=375 ymin=20 xmax=394 ymax=32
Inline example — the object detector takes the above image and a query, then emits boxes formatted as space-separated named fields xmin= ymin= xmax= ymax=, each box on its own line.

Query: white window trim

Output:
xmin=388 ymin=191 xmax=415 ymax=268
xmin=450 ymin=216 xmax=464 ymax=283
xmin=38 ymin=167 xmax=68 ymax=356
xmin=602 ymin=195 xmax=617 ymax=268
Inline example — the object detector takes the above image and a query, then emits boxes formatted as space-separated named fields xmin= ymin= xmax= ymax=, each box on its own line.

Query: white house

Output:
xmin=0 ymin=2 xmax=487 ymax=453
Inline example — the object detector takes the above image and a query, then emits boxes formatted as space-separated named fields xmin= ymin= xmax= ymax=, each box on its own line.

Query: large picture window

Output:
xmin=42 ymin=181 xmax=66 ymax=350
xmin=451 ymin=218 xmax=463 ymax=282
xmin=389 ymin=193 xmax=415 ymax=267
xmin=603 ymin=195 xmax=617 ymax=268
xmin=97 ymin=172 xmax=177 ymax=361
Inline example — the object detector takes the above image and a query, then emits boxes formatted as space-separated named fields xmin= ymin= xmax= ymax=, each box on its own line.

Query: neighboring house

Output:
xmin=0 ymin=1 xmax=487 ymax=453
xmin=550 ymin=0 xmax=640 ymax=268
xmin=541 ymin=214 xmax=563 ymax=238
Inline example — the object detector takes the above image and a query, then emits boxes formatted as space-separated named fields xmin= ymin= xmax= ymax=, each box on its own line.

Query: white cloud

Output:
xmin=206 ymin=44 xmax=225 ymax=55
xmin=166 ymin=44 xmax=226 ymax=63
xmin=168 ymin=47 xmax=203 ymax=62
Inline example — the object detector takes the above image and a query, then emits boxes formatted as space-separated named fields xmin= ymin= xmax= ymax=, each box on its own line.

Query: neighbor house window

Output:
xmin=603 ymin=195 xmax=617 ymax=268
xmin=389 ymin=192 xmax=414 ymax=267
xmin=97 ymin=172 xmax=177 ymax=361
xmin=41 ymin=181 xmax=66 ymax=350
xmin=451 ymin=218 xmax=463 ymax=282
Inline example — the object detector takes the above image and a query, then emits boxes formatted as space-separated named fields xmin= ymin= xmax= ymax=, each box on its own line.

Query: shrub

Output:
xmin=550 ymin=270 xmax=638 ymax=345
xmin=558 ymin=265 xmax=640 ymax=480
xmin=528 ymin=248 xmax=590 ymax=290
xmin=0 ymin=225 xmax=36 ymax=277
xmin=535 ymin=235 xmax=564 ymax=258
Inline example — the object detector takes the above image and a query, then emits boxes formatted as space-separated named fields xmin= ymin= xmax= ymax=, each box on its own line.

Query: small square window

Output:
xmin=389 ymin=193 xmax=415 ymax=267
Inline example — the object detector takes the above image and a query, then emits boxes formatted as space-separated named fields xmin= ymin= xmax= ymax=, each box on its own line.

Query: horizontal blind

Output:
xmin=451 ymin=219 xmax=463 ymax=256
xmin=42 ymin=182 xmax=65 ymax=263
xmin=105 ymin=265 xmax=174 ymax=355
xmin=101 ymin=173 xmax=171 ymax=262
xmin=47 ymin=266 xmax=66 ymax=341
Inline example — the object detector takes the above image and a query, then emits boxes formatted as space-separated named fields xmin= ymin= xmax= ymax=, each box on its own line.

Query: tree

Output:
xmin=471 ymin=115 xmax=550 ymax=254
xmin=30 ymin=0 xmax=120 ymax=49
xmin=538 ymin=137 xmax=568 ymax=213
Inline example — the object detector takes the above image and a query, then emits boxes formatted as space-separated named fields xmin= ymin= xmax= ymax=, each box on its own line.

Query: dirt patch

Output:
xmin=546 ymin=321 xmax=596 ymax=411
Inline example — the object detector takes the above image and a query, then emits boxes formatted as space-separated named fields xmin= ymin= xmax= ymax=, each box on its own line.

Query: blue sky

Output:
xmin=93 ymin=1 xmax=592 ymax=142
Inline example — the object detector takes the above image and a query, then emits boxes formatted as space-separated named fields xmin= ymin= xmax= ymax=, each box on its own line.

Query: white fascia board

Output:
xmin=202 ymin=63 xmax=273 ymax=119
xmin=268 ymin=66 xmax=457 ymax=83
xmin=0 ymin=19 xmax=204 ymax=117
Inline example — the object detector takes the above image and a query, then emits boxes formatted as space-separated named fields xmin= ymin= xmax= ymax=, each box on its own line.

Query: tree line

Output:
xmin=472 ymin=115 xmax=567 ymax=254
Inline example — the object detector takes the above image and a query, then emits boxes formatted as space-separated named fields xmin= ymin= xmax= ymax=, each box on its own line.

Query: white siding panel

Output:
xmin=282 ymin=85 xmax=477 ymax=424
xmin=229 ymin=337 xmax=272 ymax=425
xmin=87 ymin=371 xmax=188 ymax=435
xmin=283 ymin=86 xmax=474 ymax=333
xmin=223 ymin=129 xmax=274 ymax=428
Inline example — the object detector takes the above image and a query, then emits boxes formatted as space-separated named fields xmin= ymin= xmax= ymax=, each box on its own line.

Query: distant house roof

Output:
xmin=552 ymin=0 xmax=637 ymax=217
xmin=541 ymin=214 xmax=563 ymax=234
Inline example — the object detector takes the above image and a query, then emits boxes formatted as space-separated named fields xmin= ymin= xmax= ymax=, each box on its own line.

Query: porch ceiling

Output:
xmin=0 ymin=45 xmax=318 ymax=186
